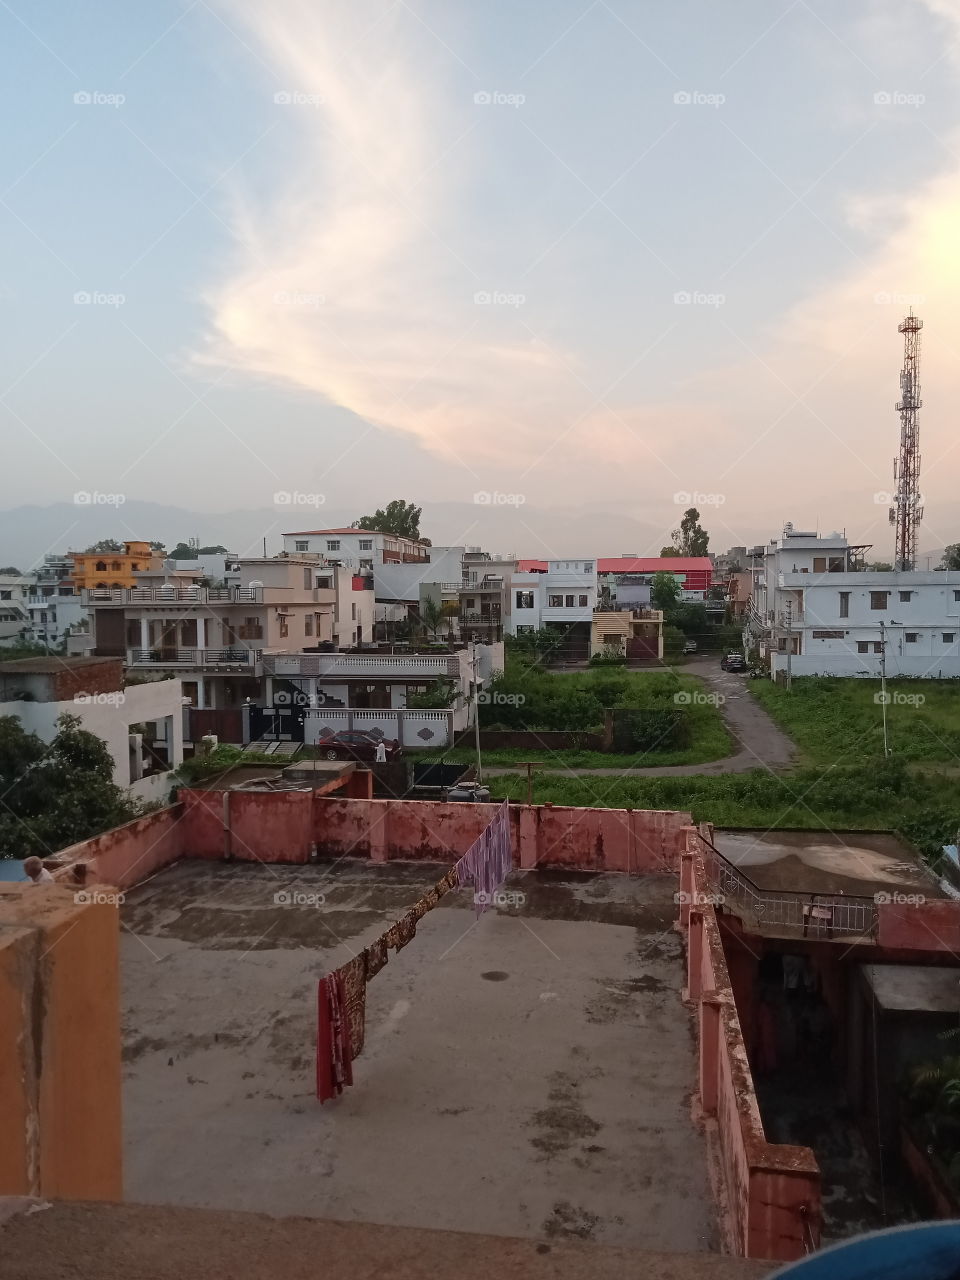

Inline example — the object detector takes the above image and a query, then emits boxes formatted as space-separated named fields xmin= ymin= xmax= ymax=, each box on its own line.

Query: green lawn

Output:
xmin=750 ymin=676 xmax=960 ymax=764
xmin=483 ymin=760 xmax=955 ymax=861
xmin=428 ymin=670 xmax=732 ymax=769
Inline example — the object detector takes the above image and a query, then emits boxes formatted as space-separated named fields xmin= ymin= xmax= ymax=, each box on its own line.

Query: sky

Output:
xmin=2 ymin=0 xmax=960 ymax=561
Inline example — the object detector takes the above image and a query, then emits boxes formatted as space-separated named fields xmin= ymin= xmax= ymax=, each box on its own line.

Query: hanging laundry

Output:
xmin=434 ymin=870 xmax=457 ymax=899
xmin=364 ymin=935 xmax=389 ymax=980
xmin=316 ymin=972 xmax=353 ymax=1103
xmin=336 ymin=954 xmax=367 ymax=1059
xmin=394 ymin=910 xmax=417 ymax=951
xmin=455 ymin=800 xmax=513 ymax=915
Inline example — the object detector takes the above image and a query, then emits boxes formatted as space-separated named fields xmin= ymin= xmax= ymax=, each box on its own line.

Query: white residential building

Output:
xmin=0 ymin=573 xmax=32 ymax=647
xmin=508 ymin=559 xmax=597 ymax=633
xmin=747 ymin=524 xmax=960 ymax=677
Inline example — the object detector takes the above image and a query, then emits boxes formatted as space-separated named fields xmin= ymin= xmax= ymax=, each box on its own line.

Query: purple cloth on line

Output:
xmin=455 ymin=800 xmax=512 ymax=915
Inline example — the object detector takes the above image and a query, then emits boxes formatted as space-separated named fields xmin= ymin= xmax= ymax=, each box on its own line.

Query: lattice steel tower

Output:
xmin=889 ymin=312 xmax=923 ymax=571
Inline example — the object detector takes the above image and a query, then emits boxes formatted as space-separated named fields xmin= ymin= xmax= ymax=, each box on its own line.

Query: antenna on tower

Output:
xmin=888 ymin=310 xmax=923 ymax=571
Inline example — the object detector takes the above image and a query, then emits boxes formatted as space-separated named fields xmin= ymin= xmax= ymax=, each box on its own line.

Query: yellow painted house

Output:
xmin=69 ymin=541 xmax=164 ymax=590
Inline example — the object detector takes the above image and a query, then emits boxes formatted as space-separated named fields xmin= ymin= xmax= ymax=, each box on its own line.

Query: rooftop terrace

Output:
xmin=120 ymin=859 xmax=716 ymax=1253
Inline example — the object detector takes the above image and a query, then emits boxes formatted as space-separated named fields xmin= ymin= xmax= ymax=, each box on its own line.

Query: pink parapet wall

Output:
xmin=680 ymin=829 xmax=821 ymax=1262
xmin=54 ymin=806 xmax=185 ymax=889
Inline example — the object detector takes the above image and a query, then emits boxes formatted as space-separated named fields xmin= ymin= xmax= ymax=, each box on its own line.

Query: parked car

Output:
xmin=682 ymin=640 xmax=697 ymax=654
xmin=446 ymin=781 xmax=492 ymax=803
xmin=721 ymin=652 xmax=747 ymax=672
xmin=317 ymin=731 xmax=401 ymax=762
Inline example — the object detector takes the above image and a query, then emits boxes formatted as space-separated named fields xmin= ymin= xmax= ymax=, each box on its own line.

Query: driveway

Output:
xmin=485 ymin=658 xmax=796 ymax=778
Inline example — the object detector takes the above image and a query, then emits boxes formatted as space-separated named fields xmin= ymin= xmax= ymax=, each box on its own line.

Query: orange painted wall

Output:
xmin=0 ymin=884 xmax=122 ymax=1200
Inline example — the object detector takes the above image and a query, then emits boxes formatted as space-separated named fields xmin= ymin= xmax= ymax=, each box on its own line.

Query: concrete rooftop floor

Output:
xmin=120 ymin=860 xmax=716 ymax=1254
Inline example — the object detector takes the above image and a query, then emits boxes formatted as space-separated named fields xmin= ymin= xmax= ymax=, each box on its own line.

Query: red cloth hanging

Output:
xmin=316 ymin=972 xmax=353 ymax=1103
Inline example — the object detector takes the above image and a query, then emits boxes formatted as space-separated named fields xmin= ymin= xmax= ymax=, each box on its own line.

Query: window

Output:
xmin=583 ymin=562 xmax=593 ymax=573
xmin=828 ymin=557 xmax=844 ymax=573
xmin=95 ymin=561 xmax=107 ymax=572
xmin=870 ymin=591 xmax=888 ymax=610
xmin=944 ymin=633 xmax=956 ymax=644
xmin=578 ymin=594 xmax=588 ymax=607
xmin=279 ymin=617 xmax=289 ymax=638
xmin=899 ymin=590 xmax=913 ymax=602
xmin=954 ymin=590 xmax=960 ymax=602
xmin=857 ymin=641 xmax=869 ymax=654
xmin=351 ymin=603 xmax=357 ymax=621
xmin=812 ymin=630 xmax=844 ymax=639
xmin=563 ymin=594 xmax=573 ymax=607
xmin=466 ymin=598 xmax=476 ymax=609
xmin=516 ymin=625 xmax=534 ymax=634
xmin=548 ymin=594 xmax=563 ymax=607
xmin=905 ymin=632 xmax=919 ymax=643
xmin=295 ymin=540 xmax=309 ymax=552
xmin=516 ymin=591 xmax=534 ymax=609
xmin=0 ymin=591 xmax=9 ymax=601
xmin=359 ymin=539 xmax=373 ymax=551
xmin=838 ymin=591 xmax=849 ymax=618
xmin=326 ymin=540 xmax=340 ymax=552
xmin=304 ymin=614 xmax=313 ymax=637
xmin=304 ymin=568 xmax=311 ymax=589
xmin=316 ymin=576 xmax=332 ymax=589
xmin=874 ymin=642 xmax=883 ymax=654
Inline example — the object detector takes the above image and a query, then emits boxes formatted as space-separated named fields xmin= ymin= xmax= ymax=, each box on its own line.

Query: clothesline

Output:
xmin=317 ymin=801 xmax=512 ymax=1102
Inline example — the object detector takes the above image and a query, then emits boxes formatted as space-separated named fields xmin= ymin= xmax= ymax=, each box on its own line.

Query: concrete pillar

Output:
xmin=368 ymin=801 xmax=389 ymax=862
xmin=517 ymin=804 xmax=539 ymax=869
xmin=196 ymin=678 xmax=206 ymax=710
xmin=679 ymin=849 xmax=695 ymax=927
xmin=687 ymin=909 xmax=704 ymax=1002
xmin=699 ymin=991 xmax=723 ymax=1116
xmin=139 ymin=616 xmax=149 ymax=653
xmin=0 ymin=885 xmax=122 ymax=1200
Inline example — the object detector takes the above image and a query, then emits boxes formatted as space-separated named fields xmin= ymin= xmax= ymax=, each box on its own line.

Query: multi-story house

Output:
xmin=0 ymin=655 xmax=184 ymax=803
xmin=25 ymin=553 xmax=87 ymax=650
xmin=282 ymin=527 xmax=430 ymax=569
xmin=744 ymin=523 xmax=960 ymax=677
xmin=0 ymin=572 xmax=32 ymax=647
xmin=83 ymin=556 xmax=372 ymax=709
xmin=597 ymin=556 xmax=714 ymax=602
xmin=508 ymin=559 xmax=597 ymax=658
xmin=69 ymin=541 xmax=167 ymax=590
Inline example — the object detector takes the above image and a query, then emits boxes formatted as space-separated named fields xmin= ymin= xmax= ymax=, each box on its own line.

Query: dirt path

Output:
xmin=485 ymin=659 xmax=796 ymax=778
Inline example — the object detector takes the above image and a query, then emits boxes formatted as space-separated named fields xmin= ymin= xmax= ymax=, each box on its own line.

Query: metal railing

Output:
xmin=128 ymin=648 xmax=261 ymax=667
xmin=83 ymin=586 xmax=263 ymax=604
xmin=263 ymin=652 xmax=459 ymax=677
xmin=700 ymin=836 xmax=876 ymax=938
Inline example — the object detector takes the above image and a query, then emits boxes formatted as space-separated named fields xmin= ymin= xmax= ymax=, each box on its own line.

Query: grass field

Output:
xmin=483 ymin=760 xmax=956 ymax=860
xmin=428 ymin=669 xmax=731 ymax=768
xmin=750 ymin=676 xmax=960 ymax=764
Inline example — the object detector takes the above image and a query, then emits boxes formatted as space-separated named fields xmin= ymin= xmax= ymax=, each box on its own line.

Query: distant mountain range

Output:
xmin=0 ymin=500 xmax=953 ymax=571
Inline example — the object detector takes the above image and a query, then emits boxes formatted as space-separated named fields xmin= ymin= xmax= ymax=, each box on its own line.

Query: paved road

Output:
xmin=485 ymin=658 xmax=796 ymax=778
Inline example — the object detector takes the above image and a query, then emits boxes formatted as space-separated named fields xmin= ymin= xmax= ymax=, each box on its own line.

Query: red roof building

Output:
xmin=597 ymin=557 xmax=713 ymax=593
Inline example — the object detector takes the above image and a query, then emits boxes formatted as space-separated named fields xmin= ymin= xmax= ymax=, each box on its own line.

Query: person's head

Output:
xmin=23 ymin=856 xmax=44 ymax=882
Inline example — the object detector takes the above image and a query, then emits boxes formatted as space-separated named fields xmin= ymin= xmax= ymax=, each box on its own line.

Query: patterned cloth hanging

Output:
xmin=455 ymin=800 xmax=513 ymax=915
xmin=316 ymin=971 xmax=353 ymax=1103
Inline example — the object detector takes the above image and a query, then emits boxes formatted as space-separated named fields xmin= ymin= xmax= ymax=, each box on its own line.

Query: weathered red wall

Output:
xmin=312 ymin=797 xmax=689 ymax=872
xmin=681 ymin=830 xmax=821 ymax=1262
xmin=179 ymin=789 xmax=228 ymax=859
xmin=877 ymin=899 xmax=960 ymax=952
xmin=55 ymin=807 xmax=184 ymax=889
xmin=228 ymin=791 xmax=314 ymax=863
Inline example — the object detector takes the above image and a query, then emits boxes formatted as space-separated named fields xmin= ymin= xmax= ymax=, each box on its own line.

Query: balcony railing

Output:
xmin=83 ymin=586 xmax=263 ymax=605
xmin=263 ymin=652 xmax=459 ymax=678
xmin=127 ymin=648 xmax=261 ymax=668
xmin=700 ymin=836 xmax=875 ymax=939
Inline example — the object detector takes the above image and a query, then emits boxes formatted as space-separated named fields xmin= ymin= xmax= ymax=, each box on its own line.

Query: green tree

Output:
xmin=406 ymin=678 xmax=457 ymax=709
xmin=867 ymin=560 xmax=894 ymax=572
xmin=83 ymin=538 xmax=124 ymax=553
xmin=419 ymin=597 xmax=446 ymax=638
xmin=0 ymin=714 xmax=138 ymax=858
xmin=353 ymin=500 xmax=425 ymax=541
xmin=149 ymin=541 xmax=166 ymax=551
xmin=651 ymin=571 xmax=682 ymax=611
xmin=668 ymin=507 xmax=710 ymax=557
xmin=0 ymin=566 xmax=21 ymax=575
xmin=659 ymin=547 xmax=681 ymax=557
xmin=940 ymin=545 xmax=960 ymax=571
xmin=168 ymin=542 xmax=228 ymax=559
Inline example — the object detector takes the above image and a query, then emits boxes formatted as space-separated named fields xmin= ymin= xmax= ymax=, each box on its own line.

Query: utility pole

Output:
xmin=879 ymin=620 xmax=889 ymax=758
xmin=471 ymin=638 xmax=483 ymax=784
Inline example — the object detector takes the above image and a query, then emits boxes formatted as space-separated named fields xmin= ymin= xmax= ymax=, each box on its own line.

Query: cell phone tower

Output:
xmin=889 ymin=311 xmax=923 ymax=571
